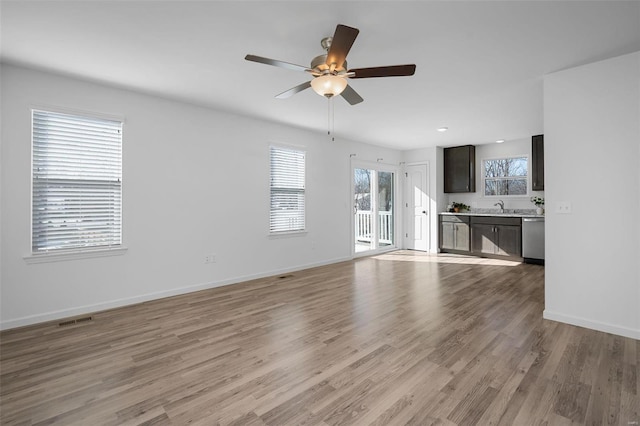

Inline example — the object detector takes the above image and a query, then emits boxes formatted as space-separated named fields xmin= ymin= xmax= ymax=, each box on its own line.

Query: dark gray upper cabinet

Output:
xmin=532 ymin=134 xmax=544 ymax=191
xmin=444 ymin=145 xmax=476 ymax=193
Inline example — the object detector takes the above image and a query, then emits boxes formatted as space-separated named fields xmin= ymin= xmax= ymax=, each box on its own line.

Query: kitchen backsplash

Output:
xmin=448 ymin=207 xmax=540 ymax=215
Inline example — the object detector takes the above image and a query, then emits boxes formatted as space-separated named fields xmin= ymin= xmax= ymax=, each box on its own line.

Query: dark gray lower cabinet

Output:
xmin=440 ymin=215 xmax=522 ymax=259
xmin=439 ymin=215 xmax=470 ymax=253
xmin=471 ymin=217 xmax=522 ymax=258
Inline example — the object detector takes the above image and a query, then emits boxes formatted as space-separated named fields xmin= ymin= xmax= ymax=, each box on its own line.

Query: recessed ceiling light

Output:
xmin=496 ymin=139 xmax=505 ymax=144
xmin=437 ymin=127 xmax=448 ymax=132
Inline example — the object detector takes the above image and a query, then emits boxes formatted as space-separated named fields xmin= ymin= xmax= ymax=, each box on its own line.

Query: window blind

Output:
xmin=32 ymin=109 xmax=123 ymax=252
xmin=270 ymin=146 xmax=305 ymax=233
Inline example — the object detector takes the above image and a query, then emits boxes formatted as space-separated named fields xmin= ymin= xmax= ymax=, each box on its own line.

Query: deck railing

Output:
xmin=355 ymin=210 xmax=393 ymax=244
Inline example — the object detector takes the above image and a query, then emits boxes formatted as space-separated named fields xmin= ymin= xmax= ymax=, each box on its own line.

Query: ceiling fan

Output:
xmin=245 ymin=24 xmax=416 ymax=105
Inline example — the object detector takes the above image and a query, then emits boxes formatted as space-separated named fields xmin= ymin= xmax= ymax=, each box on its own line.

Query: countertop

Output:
xmin=440 ymin=212 xmax=545 ymax=219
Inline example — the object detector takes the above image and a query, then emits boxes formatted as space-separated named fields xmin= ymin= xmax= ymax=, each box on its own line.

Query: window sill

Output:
xmin=24 ymin=246 xmax=128 ymax=264
xmin=268 ymin=230 xmax=307 ymax=239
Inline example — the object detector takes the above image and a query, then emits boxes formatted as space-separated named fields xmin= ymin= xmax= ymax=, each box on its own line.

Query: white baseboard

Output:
xmin=543 ymin=309 xmax=640 ymax=340
xmin=0 ymin=255 xmax=352 ymax=331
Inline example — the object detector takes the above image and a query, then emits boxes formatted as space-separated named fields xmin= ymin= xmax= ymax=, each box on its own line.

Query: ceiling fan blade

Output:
xmin=340 ymin=84 xmax=364 ymax=105
xmin=326 ymin=24 xmax=359 ymax=70
xmin=275 ymin=81 xmax=312 ymax=99
xmin=245 ymin=54 xmax=311 ymax=73
xmin=348 ymin=64 xmax=416 ymax=79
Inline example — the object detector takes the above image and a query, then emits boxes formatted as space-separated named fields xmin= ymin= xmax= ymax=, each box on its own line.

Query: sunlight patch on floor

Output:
xmin=373 ymin=250 xmax=521 ymax=267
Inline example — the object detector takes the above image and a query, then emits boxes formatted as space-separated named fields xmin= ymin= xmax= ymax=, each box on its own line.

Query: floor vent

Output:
xmin=278 ymin=274 xmax=294 ymax=279
xmin=58 ymin=316 xmax=93 ymax=327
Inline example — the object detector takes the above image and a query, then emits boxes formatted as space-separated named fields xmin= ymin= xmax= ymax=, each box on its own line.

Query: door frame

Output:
xmin=403 ymin=162 xmax=430 ymax=252
xmin=350 ymin=159 xmax=400 ymax=258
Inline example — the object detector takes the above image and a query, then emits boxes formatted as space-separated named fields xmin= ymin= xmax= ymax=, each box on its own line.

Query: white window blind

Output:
xmin=32 ymin=109 xmax=123 ymax=253
xmin=270 ymin=146 xmax=305 ymax=233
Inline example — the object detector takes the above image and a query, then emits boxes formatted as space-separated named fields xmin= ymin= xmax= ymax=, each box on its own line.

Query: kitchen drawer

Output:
xmin=440 ymin=215 xmax=470 ymax=223
xmin=470 ymin=216 xmax=521 ymax=226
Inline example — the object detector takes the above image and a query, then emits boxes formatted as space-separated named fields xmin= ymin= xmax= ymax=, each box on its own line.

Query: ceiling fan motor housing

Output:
xmin=311 ymin=54 xmax=347 ymax=75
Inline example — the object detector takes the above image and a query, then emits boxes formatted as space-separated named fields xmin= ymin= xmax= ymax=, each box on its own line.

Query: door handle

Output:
xmin=422 ymin=211 xmax=427 ymax=214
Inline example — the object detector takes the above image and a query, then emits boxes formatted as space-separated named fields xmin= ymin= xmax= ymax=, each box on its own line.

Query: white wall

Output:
xmin=543 ymin=51 xmax=640 ymax=340
xmin=0 ymin=64 xmax=403 ymax=329
xmin=444 ymin=138 xmax=545 ymax=211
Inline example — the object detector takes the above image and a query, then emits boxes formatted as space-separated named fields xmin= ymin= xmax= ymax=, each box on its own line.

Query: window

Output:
xmin=32 ymin=109 xmax=123 ymax=253
xmin=270 ymin=146 xmax=305 ymax=233
xmin=483 ymin=156 xmax=528 ymax=196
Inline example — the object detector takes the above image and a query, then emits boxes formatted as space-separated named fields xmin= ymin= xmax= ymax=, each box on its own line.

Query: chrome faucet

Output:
xmin=494 ymin=199 xmax=505 ymax=213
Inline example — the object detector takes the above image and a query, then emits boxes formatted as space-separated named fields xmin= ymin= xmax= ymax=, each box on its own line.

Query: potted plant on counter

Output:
xmin=531 ymin=196 xmax=544 ymax=215
xmin=451 ymin=202 xmax=470 ymax=213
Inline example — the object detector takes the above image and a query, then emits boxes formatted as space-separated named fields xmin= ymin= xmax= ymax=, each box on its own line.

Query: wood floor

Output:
xmin=1 ymin=251 xmax=638 ymax=425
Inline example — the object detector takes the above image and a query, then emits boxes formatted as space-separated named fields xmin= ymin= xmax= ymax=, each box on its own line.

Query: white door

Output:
xmin=405 ymin=164 xmax=429 ymax=251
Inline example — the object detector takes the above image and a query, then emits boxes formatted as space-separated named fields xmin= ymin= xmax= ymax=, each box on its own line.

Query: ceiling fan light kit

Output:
xmin=310 ymin=75 xmax=348 ymax=98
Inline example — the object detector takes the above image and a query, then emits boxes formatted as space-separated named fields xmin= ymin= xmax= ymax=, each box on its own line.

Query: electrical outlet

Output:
xmin=556 ymin=201 xmax=572 ymax=214
xmin=204 ymin=254 xmax=216 ymax=264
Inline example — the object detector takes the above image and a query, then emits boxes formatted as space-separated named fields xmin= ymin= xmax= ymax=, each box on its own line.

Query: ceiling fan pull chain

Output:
xmin=328 ymin=97 xmax=335 ymax=141
xmin=332 ymin=97 xmax=335 ymax=141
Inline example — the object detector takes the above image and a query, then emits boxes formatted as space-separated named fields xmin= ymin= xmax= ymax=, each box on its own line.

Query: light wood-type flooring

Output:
xmin=1 ymin=251 xmax=638 ymax=425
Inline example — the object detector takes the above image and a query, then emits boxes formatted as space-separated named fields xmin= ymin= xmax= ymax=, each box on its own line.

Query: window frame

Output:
xmin=269 ymin=144 xmax=306 ymax=235
xmin=27 ymin=107 xmax=126 ymax=262
xmin=481 ymin=155 xmax=529 ymax=198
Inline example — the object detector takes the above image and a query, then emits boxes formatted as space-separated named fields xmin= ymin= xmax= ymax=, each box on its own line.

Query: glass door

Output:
xmin=377 ymin=171 xmax=394 ymax=249
xmin=354 ymin=168 xmax=373 ymax=253
xmin=353 ymin=166 xmax=395 ymax=254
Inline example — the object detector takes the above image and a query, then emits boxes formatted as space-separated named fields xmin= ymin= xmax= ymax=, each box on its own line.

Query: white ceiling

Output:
xmin=2 ymin=1 xmax=639 ymax=150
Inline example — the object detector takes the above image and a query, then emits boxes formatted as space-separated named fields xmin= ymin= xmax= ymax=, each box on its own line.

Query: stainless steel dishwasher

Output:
xmin=522 ymin=217 xmax=545 ymax=264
